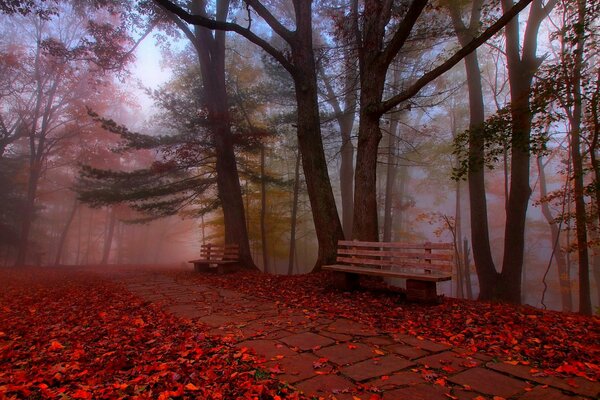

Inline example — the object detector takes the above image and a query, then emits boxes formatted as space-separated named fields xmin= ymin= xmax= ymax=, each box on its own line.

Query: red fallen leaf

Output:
xmin=185 ymin=383 xmax=199 ymax=391
xmin=380 ymin=375 xmax=390 ymax=381
xmin=367 ymin=395 xmax=381 ymax=400
xmin=434 ymin=378 xmax=446 ymax=386
xmin=313 ymin=358 xmax=329 ymax=369
xmin=72 ymin=389 xmax=92 ymax=399
xmin=373 ymin=349 xmax=385 ymax=355
xmin=460 ymin=361 xmax=478 ymax=368
xmin=348 ymin=344 xmax=358 ymax=350
xmin=49 ymin=340 xmax=64 ymax=350
xmin=98 ymin=311 xmax=107 ymax=318
xmin=442 ymin=365 xmax=456 ymax=373
xmin=314 ymin=370 xmax=330 ymax=375
xmin=269 ymin=365 xmax=285 ymax=374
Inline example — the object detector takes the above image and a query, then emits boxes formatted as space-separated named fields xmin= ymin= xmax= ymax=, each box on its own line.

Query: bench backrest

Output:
xmin=200 ymin=244 xmax=239 ymax=261
xmin=336 ymin=240 xmax=454 ymax=274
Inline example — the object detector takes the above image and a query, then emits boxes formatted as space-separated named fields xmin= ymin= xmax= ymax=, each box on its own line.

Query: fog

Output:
xmin=1 ymin=0 xmax=598 ymax=314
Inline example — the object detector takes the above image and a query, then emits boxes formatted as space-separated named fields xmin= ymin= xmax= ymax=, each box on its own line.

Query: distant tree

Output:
xmin=0 ymin=2 xmax=133 ymax=266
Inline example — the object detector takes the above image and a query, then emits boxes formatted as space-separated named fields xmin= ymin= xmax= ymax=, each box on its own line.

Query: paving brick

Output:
xmin=318 ymin=330 xmax=353 ymax=342
xmin=279 ymin=332 xmax=335 ymax=351
xmin=197 ymin=314 xmax=239 ymax=327
xmin=487 ymin=362 xmax=600 ymax=398
xmin=165 ymin=304 xmax=210 ymax=319
xmin=295 ymin=374 xmax=355 ymax=397
xmin=341 ymin=355 xmax=415 ymax=381
xmin=364 ymin=336 xmax=395 ymax=346
xmin=414 ymin=351 xmax=481 ymax=374
xmin=326 ymin=319 xmax=378 ymax=336
xmin=518 ymin=386 xmax=587 ymax=400
xmin=448 ymin=368 xmax=528 ymax=398
xmin=387 ymin=344 xmax=429 ymax=360
xmin=263 ymin=353 xmax=324 ymax=384
xmin=368 ymin=371 xmax=424 ymax=390
xmin=314 ymin=342 xmax=376 ymax=365
xmin=236 ymin=339 xmax=297 ymax=360
xmin=383 ymin=383 xmax=449 ymax=400
xmin=393 ymin=334 xmax=452 ymax=353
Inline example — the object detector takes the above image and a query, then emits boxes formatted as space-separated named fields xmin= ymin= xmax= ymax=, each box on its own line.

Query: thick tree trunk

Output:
xmin=292 ymin=8 xmax=344 ymax=269
xmin=287 ymin=150 xmax=301 ymax=275
xmin=339 ymin=114 xmax=355 ymax=239
xmin=189 ymin=1 xmax=256 ymax=269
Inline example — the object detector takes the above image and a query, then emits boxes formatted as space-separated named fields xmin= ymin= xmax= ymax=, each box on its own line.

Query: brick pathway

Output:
xmin=104 ymin=269 xmax=599 ymax=400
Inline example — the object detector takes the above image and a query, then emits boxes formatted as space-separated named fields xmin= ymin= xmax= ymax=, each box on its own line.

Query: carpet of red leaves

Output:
xmin=174 ymin=269 xmax=600 ymax=382
xmin=0 ymin=268 xmax=304 ymax=399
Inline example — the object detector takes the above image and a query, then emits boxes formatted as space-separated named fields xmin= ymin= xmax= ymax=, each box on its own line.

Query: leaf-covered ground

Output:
xmin=173 ymin=269 xmax=600 ymax=382
xmin=0 ymin=268 xmax=304 ymax=399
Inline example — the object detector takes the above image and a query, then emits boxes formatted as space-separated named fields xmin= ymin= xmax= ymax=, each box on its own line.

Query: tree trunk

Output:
xmin=449 ymin=1 xmax=500 ymax=300
xmin=288 ymin=150 xmax=301 ymax=275
xmin=382 ymin=121 xmax=398 ymax=243
xmin=100 ymin=206 xmax=116 ymax=265
xmin=260 ymin=144 xmax=269 ymax=273
xmin=291 ymin=8 xmax=344 ymax=269
xmin=15 ymin=163 xmax=41 ymax=266
xmin=54 ymin=199 xmax=79 ymax=266
xmin=188 ymin=1 xmax=256 ymax=269
xmin=537 ymin=156 xmax=573 ymax=311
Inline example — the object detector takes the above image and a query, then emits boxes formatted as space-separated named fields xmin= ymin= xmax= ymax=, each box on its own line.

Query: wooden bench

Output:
xmin=189 ymin=244 xmax=240 ymax=274
xmin=323 ymin=240 xmax=454 ymax=302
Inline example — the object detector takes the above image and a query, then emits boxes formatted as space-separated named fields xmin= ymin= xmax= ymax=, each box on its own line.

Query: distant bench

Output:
xmin=323 ymin=240 xmax=454 ymax=302
xmin=189 ymin=244 xmax=239 ymax=274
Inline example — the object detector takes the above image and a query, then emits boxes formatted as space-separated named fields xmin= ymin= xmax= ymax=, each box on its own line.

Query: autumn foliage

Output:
xmin=172 ymin=270 xmax=600 ymax=382
xmin=0 ymin=268 xmax=303 ymax=399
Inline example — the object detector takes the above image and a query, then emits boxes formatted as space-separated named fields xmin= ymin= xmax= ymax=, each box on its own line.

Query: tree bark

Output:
xmin=383 ymin=111 xmax=400 ymax=242
xmin=537 ymin=156 xmax=573 ymax=311
xmin=292 ymin=3 xmax=344 ymax=268
xmin=260 ymin=144 xmax=269 ymax=273
xmin=287 ymin=150 xmax=301 ymax=275
xmin=567 ymin=0 xmax=591 ymax=314
xmin=181 ymin=1 xmax=256 ymax=269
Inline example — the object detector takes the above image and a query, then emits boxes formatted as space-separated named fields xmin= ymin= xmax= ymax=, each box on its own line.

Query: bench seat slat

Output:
xmin=337 ymin=240 xmax=453 ymax=250
xmin=335 ymin=256 xmax=452 ymax=272
xmin=323 ymin=264 xmax=451 ymax=282
xmin=337 ymin=248 xmax=453 ymax=261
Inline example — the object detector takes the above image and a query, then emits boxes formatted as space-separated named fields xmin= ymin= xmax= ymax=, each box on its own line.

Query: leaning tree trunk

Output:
xmin=54 ymin=199 xmax=79 ymax=266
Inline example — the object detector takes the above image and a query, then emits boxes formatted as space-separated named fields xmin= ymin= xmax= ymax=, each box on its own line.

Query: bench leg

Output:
xmin=332 ymin=271 xmax=360 ymax=291
xmin=217 ymin=262 xmax=238 ymax=275
xmin=406 ymin=280 xmax=437 ymax=302
xmin=194 ymin=262 xmax=210 ymax=272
